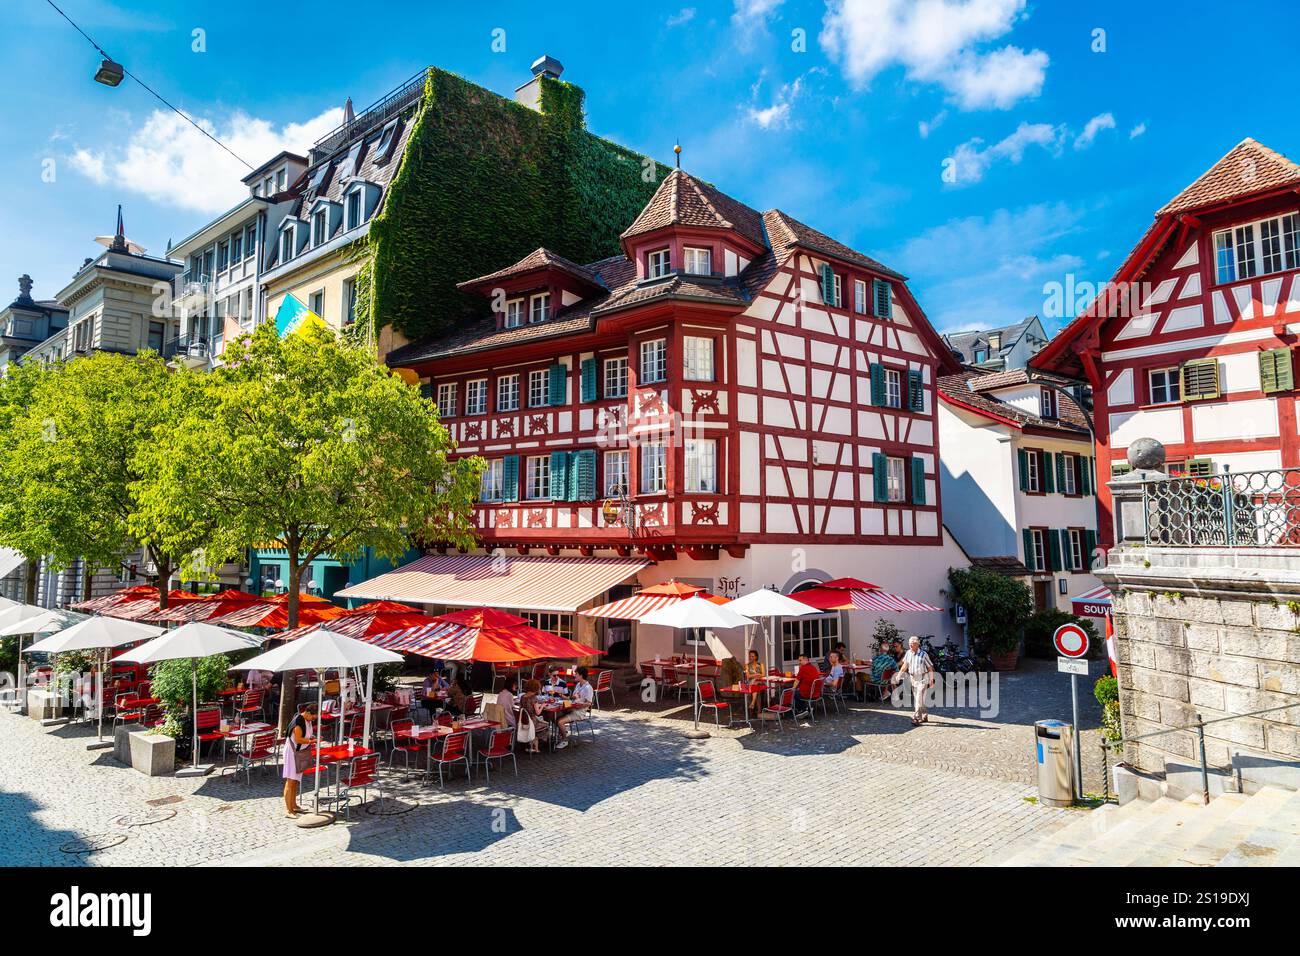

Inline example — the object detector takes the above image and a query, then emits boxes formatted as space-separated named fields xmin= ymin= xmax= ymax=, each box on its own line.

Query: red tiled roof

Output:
xmin=939 ymin=370 xmax=1090 ymax=436
xmin=621 ymin=170 xmax=768 ymax=248
xmin=1157 ymin=138 xmax=1300 ymax=217
xmin=457 ymin=247 xmax=604 ymax=291
xmin=763 ymin=209 xmax=905 ymax=281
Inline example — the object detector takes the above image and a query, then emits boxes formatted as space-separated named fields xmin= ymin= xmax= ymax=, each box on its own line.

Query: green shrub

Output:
xmin=1101 ymin=701 xmax=1122 ymax=742
xmin=148 ymin=655 xmax=232 ymax=713
xmin=1094 ymin=674 xmax=1119 ymax=707
xmin=944 ymin=567 xmax=1033 ymax=653
xmin=53 ymin=650 xmax=97 ymax=675
xmin=1024 ymin=609 xmax=1099 ymax=659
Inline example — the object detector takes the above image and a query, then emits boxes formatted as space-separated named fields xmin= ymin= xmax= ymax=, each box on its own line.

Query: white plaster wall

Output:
xmin=937 ymin=401 xmax=1019 ymax=557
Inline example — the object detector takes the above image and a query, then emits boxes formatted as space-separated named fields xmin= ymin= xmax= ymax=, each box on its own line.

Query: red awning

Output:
xmin=335 ymin=553 xmax=650 ymax=613
xmin=1071 ymin=584 xmax=1112 ymax=617
xmin=582 ymin=591 xmax=728 ymax=620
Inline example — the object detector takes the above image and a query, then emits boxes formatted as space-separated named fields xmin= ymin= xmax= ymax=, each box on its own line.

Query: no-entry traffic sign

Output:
xmin=1053 ymin=622 xmax=1089 ymax=658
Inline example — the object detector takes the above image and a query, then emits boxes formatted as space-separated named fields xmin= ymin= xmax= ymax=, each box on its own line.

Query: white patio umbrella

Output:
xmin=25 ymin=616 xmax=164 ymax=746
xmin=726 ymin=588 xmax=823 ymax=673
xmin=231 ymin=630 xmax=402 ymax=826
xmin=639 ymin=596 xmax=756 ymax=737
xmin=115 ymin=622 xmax=265 ymax=777
xmin=0 ymin=606 xmax=86 ymax=713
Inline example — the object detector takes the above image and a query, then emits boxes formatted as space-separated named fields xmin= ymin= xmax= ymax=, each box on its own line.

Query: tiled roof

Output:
xmin=1157 ymin=138 xmax=1300 ymax=216
xmin=621 ymin=170 xmax=768 ymax=248
xmin=939 ymin=370 xmax=1090 ymax=436
xmin=970 ymin=556 xmax=1031 ymax=577
xmin=942 ymin=317 xmax=1037 ymax=363
xmin=763 ymin=209 xmax=905 ymax=281
xmin=457 ymin=247 xmax=604 ymax=291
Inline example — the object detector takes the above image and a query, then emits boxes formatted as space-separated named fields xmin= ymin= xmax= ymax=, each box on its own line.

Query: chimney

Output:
xmin=515 ymin=54 xmax=564 ymax=112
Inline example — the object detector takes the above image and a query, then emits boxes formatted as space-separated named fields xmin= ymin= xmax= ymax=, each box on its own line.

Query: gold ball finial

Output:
xmin=673 ymin=143 xmax=682 ymax=155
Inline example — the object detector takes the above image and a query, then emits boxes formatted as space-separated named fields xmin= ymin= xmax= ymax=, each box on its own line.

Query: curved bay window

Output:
xmin=782 ymin=581 xmax=840 ymax=665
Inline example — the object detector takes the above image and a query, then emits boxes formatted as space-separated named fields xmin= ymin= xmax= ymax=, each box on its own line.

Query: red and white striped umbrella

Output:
xmin=582 ymin=582 xmax=728 ymax=621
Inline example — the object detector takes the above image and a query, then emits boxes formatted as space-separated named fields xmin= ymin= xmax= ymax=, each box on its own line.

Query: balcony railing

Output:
xmin=1143 ymin=467 xmax=1300 ymax=547
xmin=161 ymin=335 xmax=210 ymax=363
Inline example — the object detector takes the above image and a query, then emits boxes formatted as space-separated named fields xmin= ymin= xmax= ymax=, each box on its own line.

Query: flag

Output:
xmin=1105 ymin=611 xmax=1118 ymax=678
xmin=273 ymin=293 xmax=325 ymax=337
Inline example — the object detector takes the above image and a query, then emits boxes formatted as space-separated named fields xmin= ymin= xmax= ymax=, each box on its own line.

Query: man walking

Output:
xmin=894 ymin=635 xmax=934 ymax=725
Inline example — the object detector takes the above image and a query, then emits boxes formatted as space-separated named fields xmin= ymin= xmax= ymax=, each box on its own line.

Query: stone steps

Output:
xmin=999 ymin=786 xmax=1300 ymax=867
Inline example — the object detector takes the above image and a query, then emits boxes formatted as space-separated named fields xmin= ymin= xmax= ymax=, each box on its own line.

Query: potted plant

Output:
xmin=943 ymin=566 xmax=1033 ymax=671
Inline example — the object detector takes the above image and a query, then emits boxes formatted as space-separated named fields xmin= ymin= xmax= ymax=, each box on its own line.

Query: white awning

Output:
xmin=336 ymin=553 xmax=651 ymax=613
xmin=0 ymin=549 xmax=26 ymax=579
xmin=1071 ymin=584 xmax=1112 ymax=617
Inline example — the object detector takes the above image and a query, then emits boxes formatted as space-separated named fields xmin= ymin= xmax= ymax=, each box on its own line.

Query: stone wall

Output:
xmin=1098 ymin=545 xmax=1300 ymax=780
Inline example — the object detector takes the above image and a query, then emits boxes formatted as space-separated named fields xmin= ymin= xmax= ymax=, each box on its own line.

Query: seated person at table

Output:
xmin=743 ymin=650 xmax=765 ymax=711
xmin=824 ymin=652 xmax=845 ymax=693
xmin=422 ymin=671 xmax=448 ymax=709
xmin=445 ymin=675 xmax=470 ymax=717
xmin=518 ymin=679 xmax=548 ymax=753
xmin=542 ymin=667 xmax=568 ymax=696
xmin=792 ymin=654 xmax=821 ymax=718
xmin=497 ymin=676 xmax=519 ymax=729
xmin=555 ymin=667 xmax=593 ymax=749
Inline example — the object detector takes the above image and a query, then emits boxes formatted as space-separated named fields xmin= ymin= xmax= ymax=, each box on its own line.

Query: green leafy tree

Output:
xmin=0 ymin=360 xmax=52 ymax=603
xmin=0 ymin=353 xmax=206 ymax=607
xmin=134 ymin=322 xmax=481 ymax=730
xmin=945 ymin=566 xmax=1034 ymax=654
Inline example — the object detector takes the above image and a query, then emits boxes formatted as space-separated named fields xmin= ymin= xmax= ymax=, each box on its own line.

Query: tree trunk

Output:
xmin=150 ymin=549 xmax=171 ymax=610
xmin=275 ymin=551 xmax=302 ymax=735
xmin=80 ymin=562 xmax=93 ymax=607
xmin=24 ymin=557 xmax=38 ymax=605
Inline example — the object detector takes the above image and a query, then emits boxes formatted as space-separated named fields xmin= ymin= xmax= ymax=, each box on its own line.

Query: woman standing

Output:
xmin=282 ymin=702 xmax=318 ymax=818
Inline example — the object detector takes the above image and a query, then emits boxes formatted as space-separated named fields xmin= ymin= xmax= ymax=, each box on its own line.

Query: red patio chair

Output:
xmin=436 ymin=713 xmax=454 ymax=728
xmin=490 ymin=663 xmax=511 ymax=692
xmin=763 ymin=687 xmax=795 ymax=732
xmin=113 ymin=693 xmax=145 ymax=728
xmin=476 ymin=728 xmax=517 ymax=781
xmin=464 ymin=693 xmax=483 ymax=717
xmin=236 ymin=730 xmax=277 ymax=785
xmin=592 ymin=669 xmax=615 ymax=709
xmin=387 ymin=718 xmax=423 ymax=776
xmin=194 ymin=706 xmax=225 ymax=760
xmin=639 ymin=663 xmax=663 ymax=698
xmin=345 ymin=713 xmax=365 ymax=741
xmin=695 ymin=680 xmax=729 ymax=728
xmin=430 ymin=730 xmax=471 ymax=787
xmin=334 ymin=754 xmax=382 ymax=820
xmin=661 ymin=666 xmax=688 ymax=701
xmin=234 ymin=689 xmax=264 ymax=722
xmin=804 ymin=677 xmax=827 ymax=722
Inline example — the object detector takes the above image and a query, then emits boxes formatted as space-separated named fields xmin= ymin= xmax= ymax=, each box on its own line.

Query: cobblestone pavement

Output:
xmin=0 ymin=659 xmax=1093 ymax=867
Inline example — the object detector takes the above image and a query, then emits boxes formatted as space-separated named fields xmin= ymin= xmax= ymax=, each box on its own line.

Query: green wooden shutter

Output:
xmin=1022 ymin=528 xmax=1035 ymax=572
xmin=1017 ymin=448 xmax=1029 ymax=492
xmin=1186 ymin=458 xmax=1214 ymax=477
xmin=873 ymin=279 xmax=892 ymax=318
xmin=819 ymin=264 xmax=835 ymax=304
xmin=1080 ymin=456 xmax=1092 ymax=495
xmin=1043 ymin=452 xmax=1055 ymax=493
xmin=1047 ymin=530 xmax=1062 ymax=572
xmin=907 ymin=370 xmax=924 ymax=411
xmin=502 ymin=455 xmax=519 ymax=502
xmin=1055 ymin=453 xmax=1067 ymax=493
xmin=1084 ymin=530 xmax=1097 ymax=568
xmin=872 ymin=453 xmax=888 ymax=502
xmin=550 ymin=451 xmax=570 ymax=501
xmin=573 ymin=449 xmax=597 ymax=501
xmin=548 ymin=364 xmax=567 ymax=406
xmin=580 ymin=358 xmax=598 ymax=402
xmin=869 ymin=363 xmax=885 ymax=405
xmin=1180 ymin=358 xmax=1220 ymax=401
xmin=1259 ymin=347 xmax=1295 ymax=394
xmin=910 ymin=456 xmax=926 ymax=504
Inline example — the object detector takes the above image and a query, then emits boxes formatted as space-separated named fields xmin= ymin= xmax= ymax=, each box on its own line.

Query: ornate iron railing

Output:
xmin=1143 ymin=467 xmax=1300 ymax=547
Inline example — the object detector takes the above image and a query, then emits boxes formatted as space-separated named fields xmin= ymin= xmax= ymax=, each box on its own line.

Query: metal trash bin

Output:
xmin=1035 ymin=719 xmax=1074 ymax=807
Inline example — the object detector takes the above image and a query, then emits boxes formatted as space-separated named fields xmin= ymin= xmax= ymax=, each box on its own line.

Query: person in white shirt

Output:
xmin=893 ymin=636 xmax=934 ymax=725
xmin=497 ymin=676 xmax=519 ymax=729
xmin=555 ymin=667 xmax=593 ymax=749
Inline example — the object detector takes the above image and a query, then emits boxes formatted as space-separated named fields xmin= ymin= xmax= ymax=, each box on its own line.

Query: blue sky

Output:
xmin=3 ymin=0 xmax=1296 ymax=335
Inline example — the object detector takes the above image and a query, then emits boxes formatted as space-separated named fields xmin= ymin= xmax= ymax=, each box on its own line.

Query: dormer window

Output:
xmin=1040 ymin=387 xmax=1058 ymax=419
xmin=346 ymin=190 xmax=362 ymax=231
xmin=276 ymin=168 xmax=288 ymax=191
xmin=312 ymin=209 xmax=329 ymax=246
xmin=647 ymin=248 xmax=671 ymax=279
xmin=504 ymin=299 xmax=524 ymax=329
xmin=280 ymin=227 xmax=295 ymax=263
xmin=974 ymin=348 xmax=987 ymax=363
xmin=683 ymin=247 xmax=712 ymax=276
xmin=529 ymin=293 xmax=550 ymax=324
xmin=263 ymin=176 xmax=274 ymax=197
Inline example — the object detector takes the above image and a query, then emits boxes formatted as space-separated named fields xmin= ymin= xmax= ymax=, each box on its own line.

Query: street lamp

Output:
xmin=93 ymin=57 xmax=124 ymax=87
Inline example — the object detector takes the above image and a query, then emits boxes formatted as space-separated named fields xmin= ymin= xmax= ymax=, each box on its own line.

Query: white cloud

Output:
xmin=918 ymin=109 xmax=948 ymax=138
xmin=1129 ymin=122 xmax=1147 ymax=139
xmin=732 ymin=0 xmax=785 ymax=44
xmin=894 ymin=202 xmax=1089 ymax=331
xmin=745 ymin=74 xmax=807 ymax=130
xmin=820 ymin=0 xmax=1048 ymax=110
xmin=1073 ymin=112 xmax=1116 ymax=150
xmin=667 ymin=7 xmax=697 ymax=26
xmin=67 ymin=107 xmax=343 ymax=214
xmin=948 ymin=121 xmax=1064 ymax=185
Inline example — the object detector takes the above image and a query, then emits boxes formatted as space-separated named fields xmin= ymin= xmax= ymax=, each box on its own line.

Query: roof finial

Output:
xmin=673 ymin=139 xmax=682 ymax=170
xmin=109 ymin=204 xmax=128 ymax=252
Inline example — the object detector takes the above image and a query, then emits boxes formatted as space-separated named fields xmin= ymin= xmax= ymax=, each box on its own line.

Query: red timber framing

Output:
xmin=1031 ymin=139 xmax=1300 ymax=546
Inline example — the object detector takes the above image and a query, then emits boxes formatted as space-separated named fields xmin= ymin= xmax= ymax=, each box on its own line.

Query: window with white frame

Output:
xmin=436 ymin=382 xmax=457 ymax=418
xmin=1213 ymin=212 xmax=1300 ymax=284
xmin=1025 ymin=449 xmax=1041 ymax=492
xmin=1148 ymin=367 xmax=1180 ymax=404
xmin=640 ymin=442 xmax=667 ymax=493
xmin=528 ymin=369 xmax=548 ymax=407
xmin=1040 ymin=387 xmax=1057 ymax=419
xmin=854 ymin=278 xmax=867 ymax=314
xmin=280 ymin=228 xmax=295 ymax=263
xmin=312 ymin=209 xmax=328 ymax=246
xmin=480 ymin=459 xmax=504 ymax=501
xmin=1030 ymin=529 xmax=1047 ymax=572
xmin=309 ymin=290 xmax=324 ymax=318
xmin=1061 ymin=453 xmax=1077 ymax=495
xmin=640 ymin=338 xmax=667 ymax=383
xmin=529 ymin=293 xmax=550 ymax=324
xmin=779 ymin=599 xmax=839 ymax=666
xmin=497 ymin=373 xmax=520 ymax=411
xmin=505 ymin=299 xmax=524 ymax=329
xmin=217 ymin=241 xmax=229 ymax=273
xmin=683 ymin=336 xmax=714 ymax=381
xmin=346 ymin=190 xmax=362 ymax=230
xmin=244 ymin=224 xmax=257 ymax=259
xmin=230 ymin=232 xmax=242 ymax=262
xmin=683 ymin=247 xmax=712 ymax=276
xmin=342 ymin=279 xmax=356 ymax=326
xmin=604 ymin=449 xmax=630 ymax=495
xmin=647 ymin=248 xmax=671 ymax=279
xmin=886 ymin=455 xmax=906 ymax=502
xmin=525 ymin=456 xmax=550 ymax=499
xmin=465 ymin=379 xmax=487 ymax=415
xmin=684 ymin=438 xmax=717 ymax=493
xmin=1068 ymin=529 xmax=1084 ymax=571
xmin=604 ymin=356 xmax=628 ymax=398
xmin=884 ymin=368 xmax=902 ymax=408
xmin=832 ymin=273 xmax=843 ymax=308
xmin=515 ymin=610 xmax=574 ymax=641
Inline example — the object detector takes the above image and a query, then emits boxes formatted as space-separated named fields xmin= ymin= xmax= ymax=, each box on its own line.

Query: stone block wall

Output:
xmin=1099 ymin=546 xmax=1300 ymax=777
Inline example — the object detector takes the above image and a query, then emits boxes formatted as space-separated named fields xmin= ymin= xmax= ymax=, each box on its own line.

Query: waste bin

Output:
xmin=1034 ymin=719 xmax=1074 ymax=807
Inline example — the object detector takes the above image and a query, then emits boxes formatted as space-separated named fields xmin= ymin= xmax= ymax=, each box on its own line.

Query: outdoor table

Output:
xmin=305 ymin=743 xmax=376 ymax=812
xmin=217 ymin=721 xmax=274 ymax=762
xmin=398 ymin=719 xmax=499 ymax=778
xmin=718 ymin=682 xmax=766 ymax=729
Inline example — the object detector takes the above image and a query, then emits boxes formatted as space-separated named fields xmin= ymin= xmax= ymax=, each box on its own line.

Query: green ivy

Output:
xmin=366 ymin=68 xmax=671 ymax=342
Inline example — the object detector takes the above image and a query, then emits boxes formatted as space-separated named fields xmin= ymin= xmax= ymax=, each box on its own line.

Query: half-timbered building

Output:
xmin=1032 ymin=138 xmax=1300 ymax=545
xmin=377 ymin=169 xmax=968 ymax=663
